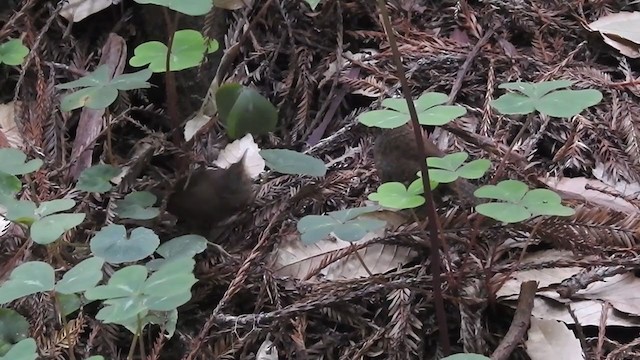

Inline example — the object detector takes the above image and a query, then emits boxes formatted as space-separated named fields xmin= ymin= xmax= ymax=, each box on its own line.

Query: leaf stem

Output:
xmin=374 ymin=0 xmax=450 ymax=354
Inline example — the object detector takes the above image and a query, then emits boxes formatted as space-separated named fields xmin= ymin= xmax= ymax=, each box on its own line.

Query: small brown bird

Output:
xmin=373 ymin=123 xmax=478 ymax=205
xmin=166 ymin=158 xmax=255 ymax=236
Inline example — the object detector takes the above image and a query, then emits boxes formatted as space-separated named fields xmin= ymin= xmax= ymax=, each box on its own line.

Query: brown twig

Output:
xmin=375 ymin=0 xmax=450 ymax=354
xmin=491 ymin=281 xmax=537 ymax=360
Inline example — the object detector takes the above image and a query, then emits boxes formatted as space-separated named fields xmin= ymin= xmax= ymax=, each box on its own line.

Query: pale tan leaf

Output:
xmin=60 ymin=0 xmax=121 ymax=23
xmin=256 ymin=338 xmax=278 ymax=360
xmin=0 ymin=101 xmax=22 ymax=148
xmin=273 ymin=237 xmax=416 ymax=281
xmin=531 ymin=292 xmax=640 ymax=327
xmin=495 ymin=250 xmax=584 ymax=299
xmin=213 ymin=133 xmax=265 ymax=179
xmin=587 ymin=11 xmax=640 ymax=58
xmin=525 ymin=317 xmax=584 ymax=360
xmin=575 ymin=273 xmax=640 ymax=316
xmin=183 ymin=114 xmax=211 ymax=142
xmin=541 ymin=176 xmax=638 ymax=213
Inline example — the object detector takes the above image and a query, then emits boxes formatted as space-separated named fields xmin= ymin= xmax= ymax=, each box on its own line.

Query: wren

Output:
xmin=166 ymin=158 xmax=254 ymax=236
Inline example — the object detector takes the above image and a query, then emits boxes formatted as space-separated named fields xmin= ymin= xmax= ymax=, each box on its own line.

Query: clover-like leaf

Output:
xmin=57 ymin=293 xmax=82 ymax=317
xmin=473 ymin=180 xmax=574 ymax=223
xmin=31 ymin=213 xmax=85 ymax=245
xmin=57 ymin=65 xmax=152 ymax=111
xmin=357 ymin=109 xmax=409 ymax=129
xmin=491 ymin=80 xmax=603 ymax=117
xmin=134 ymin=0 xmax=213 ymax=15
xmin=129 ymin=30 xmax=218 ymax=72
xmin=442 ymin=354 xmax=491 ymax=360
xmin=0 ymin=261 xmax=55 ymax=304
xmin=297 ymin=206 xmax=385 ymax=244
xmin=260 ymin=149 xmax=327 ymax=177
xmin=0 ymin=39 xmax=29 ymax=66
xmin=0 ymin=148 xmax=42 ymax=175
xmin=424 ymin=152 xmax=490 ymax=184
xmin=0 ymin=309 xmax=29 ymax=356
xmin=115 ymin=191 xmax=160 ymax=220
xmin=303 ymin=0 xmax=321 ymax=10
xmin=85 ymin=265 xmax=148 ymax=301
xmin=77 ymin=164 xmax=122 ymax=193
xmin=35 ymin=199 xmax=75 ymax=217
xmin=368 ymin=182 xmax=425 ymax=209
xmin=417 ymin=105 xmax=467 ymax=126
xmin=55 ymin=256 xmax=105 ymax=294
xmin=90 ymin=225 xmax=160 ymax=264
xmin=215 ymin=83 xmax=278 ymax=139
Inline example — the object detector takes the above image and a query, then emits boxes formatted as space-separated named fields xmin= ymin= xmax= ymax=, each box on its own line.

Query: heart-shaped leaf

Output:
xmin=4 ymin=200 xmax=36 ymax=225
xmin=417 ymin=105 xmax=467 ymax=126
xmin=0 ymin=39 xmax=29 ymax=66
xmin=77 ymin=164 xmax=121 ymax=193
xmin=55 ymin=257 xmax=105 ymax=294
xmin=90 ymin=225 xmax=160 ymax=264
xmin=31 ymin=213 xmax=86 ymax=245
xmin=357 ymin=109 xmax=409 ymax=129
xmin=0 ymin=173 xmax=20 ymax=199
xmin=115 ymin=191 xmax=160 ymax=220
xmin=368 ymin=182 xmax=425 ymax=209
xmin=0 ymin=261 xmax=55 ymax=304
xmin=0 ymin=148 xmax=42 ymax=175
xmin=155 ymin=235 xmax=207 ymax=259
xmin=0 ymin=338 xmax=37 ymax=360
xmin=35 ymin=199 xmax=75 ymax=217
xmin=0 ymin=309 xmax=29 ymax=356
xmin=129 ymin=30 xmax=218 ymax=72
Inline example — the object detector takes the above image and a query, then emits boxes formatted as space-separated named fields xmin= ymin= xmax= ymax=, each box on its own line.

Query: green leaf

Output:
xmin=357 ymin=109 xmax=409 ymax=129
xmin=0 ymin=338 xmax=37 ymax=360
xmin=475 ymin=203 xmax=531 ymax=223
xmin=490 ymin=93 xmax=535 ymax=115
xmin=143 ymin=258 xmax=196 ymax=298
xmin=77 ymin=164 xmax=121 ymax=193
xmin=55 ymin=257 xmax=105 ymax=294
xmin=0 ymin=148 xmax=42 ymax=175
xmin=260 ymin=149 xmax=327 ymax=177
xmin=536 ymin=89 xmax=603 ymax=118
xmin=492 ymin=80 xmax=602 ymax=117
xmin=86 ymin=356 xmax=105 ymax=360
xmin=155 ymin=235 xmax=207 ymax=259
xmin=428 ymin=152 xmax=468 ymax=171
xmin=215 ymin=83 xmax=278 ymax=139
xmin=417 ymin=105 xmax=467 ymax=126
xmin=115 ymin=191 xmax=160 ymax=220
xmin=521 ymin=189 xmax=575 ymax=217
xmin=57 ymin=293 xmax=82 ymax=317
xmin=97 ymin=297 xmax=148 ymax=323
xmin=457 ymin=159 xmax=491 ymax=179
xmin=442 ymin=354 xmax=491 ymax=360
xmin=0 ymin=39 xmax=29 ymax=66
xmin=35 ymin=199 xmax=75 ymax=217
xmin=90 ymin=225 xmax=160 ymax=264
xmin=326 ymin=205 xmax=380 ymax=223
xmin=382 ymin=92 xmax=448 ymax=113
xmin=85 ymin=265 xmax=148 ymax=300
xmin=499 ymin=80 xmax=573 ymax=98
xmin=134 ymin=0 xmax=213 ymax=15
xmin=368 ymin=182 xmax=425 ymax=209
xmin=0 ymin=261 xmax=55 ymax=304
xmin=31 ymin=213 xmax=85 ymax=245
xmin=474 ymin=180 xmax=528 ymax=202
xmin=0 ymin=173 xmax=21 ymax=199
xmin=303 ymin=0 xmax=321 ymax=10
xmin=297 ymin=206 xmax=385 ymax=244
xmin=331 ymin=219 xmax=386 ymax=241
xmin=129 ymin=30 xmax=219 ymax=72
xmin=57 ymin=65 xmax=152 ymax=111
xmin=0 ymin=309 xmax=29 ymax=356
xmin=4 ymin=200 xmax=36 ymax=225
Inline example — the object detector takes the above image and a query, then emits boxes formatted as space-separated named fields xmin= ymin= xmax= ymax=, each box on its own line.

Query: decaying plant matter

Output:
xmin=2 ymin=0 xmax=640 ymax=359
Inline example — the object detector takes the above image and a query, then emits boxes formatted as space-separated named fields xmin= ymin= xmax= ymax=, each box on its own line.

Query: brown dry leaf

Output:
xmin=592 ymin=162 xmax=640 ymax=200
xmin=587 ymin=11 xmax=640 ymax=58
xmin=525 ymin=317 xmax=584 ymax=360
xmin=60 ymin=0 xmax=120 ymax=23
xmin=0 ymin=101 xmax=21 ymax=148
xmin=274 ymin=236 xmax=416 ymax=281
xmin=541 ymin=176 xmax=639 ymax=213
